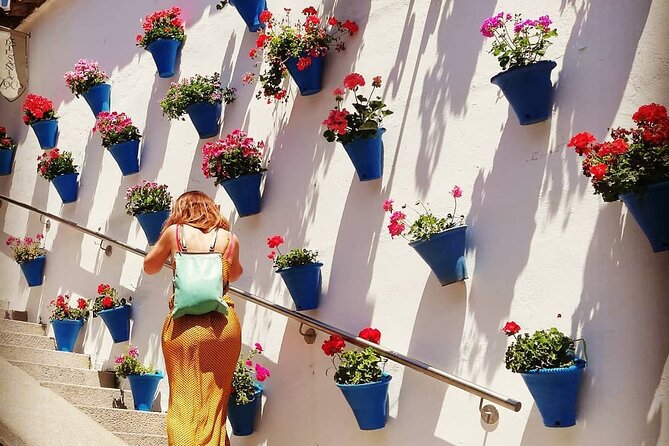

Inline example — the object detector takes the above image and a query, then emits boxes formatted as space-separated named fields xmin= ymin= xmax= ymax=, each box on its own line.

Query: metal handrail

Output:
xmin=0 ymin=193 xmax=522 ymax=412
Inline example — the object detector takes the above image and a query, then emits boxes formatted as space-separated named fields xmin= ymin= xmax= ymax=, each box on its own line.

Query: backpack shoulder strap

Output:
xmin=178 ymin=225 xmax=188 ymax=253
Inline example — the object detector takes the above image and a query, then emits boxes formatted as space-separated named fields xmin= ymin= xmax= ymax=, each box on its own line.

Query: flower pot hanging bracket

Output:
xmin=299 ymin=323 xmax=317 ymax=344
xmin=479 ymin=398 xmax=500 ymax=425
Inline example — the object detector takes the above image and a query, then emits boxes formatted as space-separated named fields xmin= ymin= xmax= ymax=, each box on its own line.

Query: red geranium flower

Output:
xmin=502 ymin=321 xmax=521 ymax=336
xmin=97 ymin=283 xmax=110 ymax=295
xmin=267 ymin=235 xmax=284 ymax=249
xmin=632 ymin=103 xmax=667 ymax=124
xmin=359 ymin=327 xmax=381 ymax=344
xmin=589 ymin=163 xmax=608 ymax=180
xmin=321 ymin=334 xmax=346 ymax=356
xmin=343 ymin=73 xmax=365 ymax=90
xmin=256 ymin=33 xmax=271 ymax=48
xmin=302 ymin=6 xmax=318 ymax=16
xmin=322 ymin=108 xmax=349 ymax=135
xmin=296 ymin=56 xmax=312 ymax=71
xmin=101 ymin=296 xmax=114 ymax=309
xmin=259 ymin=10 xmax=272 ymax=24
xmin=77 ymin=298 xmax=87 ymax=310
xmin=567 ymin=132 xmax=597 ymax=156
xmin=341 ymin=20 xmax=358 ymax=35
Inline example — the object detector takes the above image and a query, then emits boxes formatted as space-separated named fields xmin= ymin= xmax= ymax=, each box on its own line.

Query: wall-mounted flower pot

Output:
xmin=0 ymin=149 xmax=16 ymax=176
xmin=127 ymin=372 xmax=163 ymax=411
xmin=409 ymin=226 xmax=467 ymax=286
xmin=146 ymin=38 xmax=182 ymax=78
xmin=620 ymin=181 xmax=669 ymax=253
xmin=82 ymin=83 xmax=111 ymax=118
xmin=284 ymin=55 xmax=324 ymax=96
xmin=221 ymin=173 xmax=263 ymax=217
xmin=51 ymin=319 xmax=83 ymax=352
xmin=19 ymin=255 xmax=45 ymax=287
xmin=336 ymin=373 xmax=391 ymax=430
xmin=277 ymin=262 xmax=322 ymax=310
xmin=229 ymin=0 xmax=267 ymax=32
xmin=31 ymin=119 xmax=58 ymax=149
xmin=135 ymin=210 xmax=170 ymax=245
xmin=186 ymin=101 xmax=222 ymax=139
xmin=228 ymin=386 xmax=262 ymax=436
xmin=97 ymin=304 xmax=131 ymax=343
xmin=521 ymin=360 xmax=586 ymax=428
xmin=108 ymin=139 xmax=140 ymax=175
xmin=51 ymin=173 xmax=79 ymax=204
xmin=490 ymin=60 xmax=557 ymax=125
xmin=342 ymin=128 xmax=386 ymax=181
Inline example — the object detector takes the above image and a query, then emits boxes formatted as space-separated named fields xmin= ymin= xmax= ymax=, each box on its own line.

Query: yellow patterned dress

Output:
xmin=161 ymin=230 xmax=242 ymax=445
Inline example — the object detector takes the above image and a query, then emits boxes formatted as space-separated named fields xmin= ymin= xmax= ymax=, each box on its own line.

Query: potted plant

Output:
xmin=217 ymin=0 xmax=266 ymax=33
xmin=48 ymin=294 xmax=90 ymax=352
xmin=93 ymin=111 xmax=142 ymax=175
xmin=160 ymin=73 xmax=236 ymax=138
xmin=248 ymin=7 xmax=358 ymax=102
xmin=323 ymin=74 xmax=392 ymax=181
xmin=267 ymin=235 xmax=321 ymax=310
xmin=22 ymin=93 xmax=58 ymax=149
xmin=115 ymin=345 xmax=162 ymax=411
xmin=125 ymin=180 xmax=172 ymax=245
xmin=5 ymin=233 xmax=46 ymax=287
xmin=0 ymin=126 xmax=17 ymax=176
xmin=502 ymin=321 xmax=587 ymax=427
xmin=383 ymin=187 xmax=467 ymax=286
xmin=228 ymin=342 xmax=271 ymax=436
xmin=92 ymin=283 xmax=132 ymax=343
xmin=201 ymin=130 xmax=267 ymax=217
xmin=64 ymin=59 xmax=111 ymax=117
xmin=136 ymin=6 xmax=186 ymax=78
xmin=321 ymin=328 xmax=390 ymax=430
xmin=480 ymin=12 xmax=558 ymax=125
xmin=568 ymin=103 xmax=669 ymax=252
xmin=37 ymin=149 xmax=80 ymax=204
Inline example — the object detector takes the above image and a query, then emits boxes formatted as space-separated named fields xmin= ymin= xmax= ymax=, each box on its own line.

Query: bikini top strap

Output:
xmin=209 ymin=228 xmax=219 ymax=252
xmin=177 ymin=225 xmax=188 ymax=253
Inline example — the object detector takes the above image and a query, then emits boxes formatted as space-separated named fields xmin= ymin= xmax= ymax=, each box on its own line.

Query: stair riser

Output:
xmin=0 ymin=345 xmax=90 ymax=368
xmin=0 ymin=331 xmax=56 ymax=350
xmin=0 ymin=319 xmax=44 ymax=336
xmin=10 ymin=361 xmax=113 ymax=387
xmin=41 ymin=382 xmax=134 ymax=409
xmin=114 ymin=433 xmax=168 ymax=446
xmin=78 ymin=407 xmax=166 ymax=436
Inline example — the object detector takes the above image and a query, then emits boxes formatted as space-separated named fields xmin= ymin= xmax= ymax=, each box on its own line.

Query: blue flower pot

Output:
xmin=108 ymin=139 xmax=140 ymax=175
xmin=82 ymin=83 xmax=111 ymax=118
xmin=521 ymin=360 xmax=586 ymax=428
xmin=620 ymin=181 xmax=669 ymax=253
xmin=342 ymin=128 xmax=386 ymax=181
xmin=228 ymin=386 xmax=262 ymax=436
xmin=51 ymin=319 xmax=83 ymax=352
xmin=336 ymin=374 xmax=391 ymax=430
xmin=229 ymin=0 xmax=267 ymax=32
xmin=97 ymin=305 xmax=131 ymax=343
xmin=409 ymin=226 xmax=467 ymax=286
xmin=128 ymin=372 xmax=163 ymax=411
xmin=277 ymin=263 xmax=322 ymax=311
xmin=491 ymin=60 xmax=557 ymax=125
xmin=31 ymin=119 xmax=58 ymax=149
xmin=19 ymin=255 xmax=45 ymax=287
xmin=51 ymin=173 xmax=79 ymax=204
xmin=135 ymin=210 xmax=170 ymax=245
xmin=186 ymin=101 xmax=222 ymax=139
xmin=0 ymin=149 xmax=16 ymax=176
xmin=284 ymin=55 xmax=324 ymax=96
xmin=146 ymin=38 xmax=182 ymax=78
xmin=221 ymin=173 xmax=263 ymax=217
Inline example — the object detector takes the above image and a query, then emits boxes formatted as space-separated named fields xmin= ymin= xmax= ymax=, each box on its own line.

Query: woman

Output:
xmin=144 ymin=191 xmax=243 ymax=446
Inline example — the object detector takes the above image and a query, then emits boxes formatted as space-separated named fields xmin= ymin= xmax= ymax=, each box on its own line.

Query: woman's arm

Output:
xmin=144 ymin=225 xmax=176 ymax=274
xmin=226 ymin=233 xmax=243 ymax=282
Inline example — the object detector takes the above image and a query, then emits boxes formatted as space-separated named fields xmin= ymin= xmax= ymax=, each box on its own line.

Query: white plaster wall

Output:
xmin=1 ymin=0 xmax=668 ymax=445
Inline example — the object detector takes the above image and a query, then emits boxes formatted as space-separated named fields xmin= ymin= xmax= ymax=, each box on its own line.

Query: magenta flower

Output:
xmin=382 ymin=199 xmax=394 ymax=212
xmin=115 ymin=356 xmax=124 ymax=364
xmin=450 ymin=186 xmax=462 ymax=198
xmin=254 ymin=342 xmax=263 ymax=352
xmin=128 ymin=346 xmax=139 ymax=358
xmin=255 ymin=364 xmax=271 ymax=382
xmin=245 ymin=360 xmax=253 ymax=367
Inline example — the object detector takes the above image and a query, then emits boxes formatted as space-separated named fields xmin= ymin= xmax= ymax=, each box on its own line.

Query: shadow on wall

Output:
xmin=519 ymin=204 xmax=669 ymax=445
xmin=385 ymin=0 xmax=497 ymax=198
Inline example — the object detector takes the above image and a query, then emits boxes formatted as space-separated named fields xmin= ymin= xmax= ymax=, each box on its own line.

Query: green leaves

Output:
xmin=275 ymin=248 xmax=319 ymax=269
xmin=333 ymin=348 xmax=384 ymax=385
xmin=407 ymin=212 xmax=463 ymax=242
xmin=160 ymin=74 xmax=235 ymax=119
xmin=504 ymin=328 xmax=577 ymax=373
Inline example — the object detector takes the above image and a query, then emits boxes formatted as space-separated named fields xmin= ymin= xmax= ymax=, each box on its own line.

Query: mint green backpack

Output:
xmin=172 ymin=225 xmax=229 ymax=319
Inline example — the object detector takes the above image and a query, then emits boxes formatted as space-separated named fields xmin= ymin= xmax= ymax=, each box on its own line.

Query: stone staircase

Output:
xmin=0 ymin=316 xmax=168 ymax=446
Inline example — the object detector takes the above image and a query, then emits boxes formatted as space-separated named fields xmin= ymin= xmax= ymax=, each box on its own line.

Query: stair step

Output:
xmin=113 ymin=432 xmax=168 ymax=446
xmin=3 ymin=309 xmax=28 ymax=321
xmin=77 ymin=406 xmax=166 ymax=436
xmin=0 ymin=344 xmax=90 ymax=368
xmin=9 ymin=361 xmax=116 ymax=387
xmin=0 ymin=318 xmax=45 ymax=336
xmin=41 ymin=381 xmax=133 ymax=409
xmin=0 ymin=330 xmax=55 ymax=350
